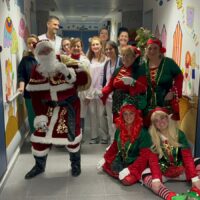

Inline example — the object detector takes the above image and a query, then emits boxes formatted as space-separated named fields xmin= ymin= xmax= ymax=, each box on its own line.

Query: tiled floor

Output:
xmin=0 ymin=133 xmax=190 ymax=200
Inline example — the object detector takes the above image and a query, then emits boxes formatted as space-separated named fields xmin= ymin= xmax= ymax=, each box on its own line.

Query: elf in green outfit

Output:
xmin=144 ymin=37 xmax=183 ymax=123
xmin=97 ymin=100 xmax=152 ymax=185
xmin=142 ymin=107 xmax=200 ymax=200
xmin=100 ymin=45 xmax=147 ymax=123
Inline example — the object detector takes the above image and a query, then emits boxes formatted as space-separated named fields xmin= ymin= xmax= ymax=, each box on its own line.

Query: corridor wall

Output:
xmin=0 ymin=0 xmax=34 ymax=181
xmin=143 ymin=0 xmax=200 ymax=147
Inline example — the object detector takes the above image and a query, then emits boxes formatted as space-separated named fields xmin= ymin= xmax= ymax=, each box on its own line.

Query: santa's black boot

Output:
xmin=70 ymin=150 xmax=81 ymax=177
xmin=25 ymin=155 xmax=47 ymax=179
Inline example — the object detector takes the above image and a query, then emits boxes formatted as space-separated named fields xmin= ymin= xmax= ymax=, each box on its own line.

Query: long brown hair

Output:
xmin=87 ymin=36 xmax=106 ymax=62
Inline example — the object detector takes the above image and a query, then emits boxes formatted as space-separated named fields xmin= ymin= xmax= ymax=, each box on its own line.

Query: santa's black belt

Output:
xmin=42 ymin=96 xmax=78 ymax=108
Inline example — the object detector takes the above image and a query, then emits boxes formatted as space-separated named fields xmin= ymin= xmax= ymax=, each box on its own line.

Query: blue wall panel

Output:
xmin=0 ymin=50 xmax=7 ymax=180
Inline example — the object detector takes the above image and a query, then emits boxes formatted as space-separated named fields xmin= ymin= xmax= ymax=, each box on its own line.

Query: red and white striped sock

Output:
xmin=143 ymin=175 xmax=176 ymax=200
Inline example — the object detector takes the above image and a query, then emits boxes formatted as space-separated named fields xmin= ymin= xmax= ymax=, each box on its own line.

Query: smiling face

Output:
xmin=118 ymin=31 xmax=129 ymax=46
xmin=146 ymin=43 xmax=161 ymax=60
xmin=91 ymin=38 xmax=102 ymax=54
xmin=152 ymin=113 xmax=169 ymax=132
xmin=99 ymin=28 xmax=109 ymax=42
xmin=121 ymin=46 xmax=136 ymax=67
xmin=70 ymin=41 xmax=82 ymax=55
xmin=47 ymin=18 xmax=60 ymax=35
xmin=27 ymin=37 xmax=38 ymax=52
xmin=62 ymin=39 xmax=71 ymax=55
xmin=123 ymin=110 xmax=135 ymax=125
xmin=105 ymin=44 xmax=116 ymax=59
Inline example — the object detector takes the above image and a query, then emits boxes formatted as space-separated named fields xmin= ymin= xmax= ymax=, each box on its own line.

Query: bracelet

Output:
xmin=191 ymin=176 xmax=200 ymax=183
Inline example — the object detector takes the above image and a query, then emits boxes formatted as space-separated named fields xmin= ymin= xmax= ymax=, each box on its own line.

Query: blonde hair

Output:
xmin=121 ymin=45 xmax=136 ymax=58
xmin=87 ymin=36 xmax=106 ymax=62
xmin=149 ymin=111 xmax=180 ymax=158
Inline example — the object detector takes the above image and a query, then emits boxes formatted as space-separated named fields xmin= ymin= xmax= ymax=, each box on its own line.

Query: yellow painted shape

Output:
xmin=6 ymin=115 xmax=19 ymax=147
xmin=179 ymin=96 xmax=198 ymax=144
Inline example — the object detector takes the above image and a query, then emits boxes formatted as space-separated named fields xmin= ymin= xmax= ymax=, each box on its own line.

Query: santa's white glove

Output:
xmin=119 ymin=168 xmax=130 ymax=180
xmin=96 ymin=158 xmax=105 ymax=171
xmin=121 ymin=77 xmax=135 ymax=86
xmin=34 ymin=115 xmax=48 ymax=132
xmin=66 ymin=67 xmax=76 ymax=83
xmin=57 ymin=63 xmax=70 ymax=76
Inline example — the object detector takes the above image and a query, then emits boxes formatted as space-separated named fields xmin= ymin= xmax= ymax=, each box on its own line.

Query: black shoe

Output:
xmin=71 ymin=165 xmax=81 ymax=177
xmin=25 ymin=166 xmax=45 ymax=179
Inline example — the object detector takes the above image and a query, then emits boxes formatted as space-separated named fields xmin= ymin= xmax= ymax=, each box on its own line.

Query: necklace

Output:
xmin=146 ymin=58 xmax=166 ymax=107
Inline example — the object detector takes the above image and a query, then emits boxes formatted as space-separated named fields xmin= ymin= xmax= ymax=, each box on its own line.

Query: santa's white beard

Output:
xmin=36 ymin=51 xmax=59 ymax=77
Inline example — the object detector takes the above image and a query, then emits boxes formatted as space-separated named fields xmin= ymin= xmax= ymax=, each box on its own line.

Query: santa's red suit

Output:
xmin=25 ymin=40 xmax=90 ymax=179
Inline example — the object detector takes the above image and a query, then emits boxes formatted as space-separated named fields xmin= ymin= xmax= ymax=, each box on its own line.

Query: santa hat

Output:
xmin=131 ymin=46 xmax=141 ymax=57
xmin=147 ymin=38 xmax=166 ymax=53
xmin=149 ymin=107 xmax=169 ymax=122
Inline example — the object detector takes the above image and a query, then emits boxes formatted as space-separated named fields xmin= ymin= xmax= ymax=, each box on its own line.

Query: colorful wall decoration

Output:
xmin=161 ymin=25 xmax=167 ymax=49
xmin=172 ymin=21 xmax=182 ymax=66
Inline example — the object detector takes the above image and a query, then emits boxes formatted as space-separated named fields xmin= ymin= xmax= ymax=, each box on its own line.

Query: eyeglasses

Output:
xmin=105 ymin=47 xmax=113 ymax=52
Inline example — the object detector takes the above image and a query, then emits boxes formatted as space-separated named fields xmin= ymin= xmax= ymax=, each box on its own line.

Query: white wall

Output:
xmin=0 ymin=0 xmax=33 ymax=163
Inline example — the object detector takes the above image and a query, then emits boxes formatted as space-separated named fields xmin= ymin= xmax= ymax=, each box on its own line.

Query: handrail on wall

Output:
xmin=5 ymin=91 xmax=22 ymax=105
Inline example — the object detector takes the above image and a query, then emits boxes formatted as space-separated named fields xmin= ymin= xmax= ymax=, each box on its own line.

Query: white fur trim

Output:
xmin=46 ymin=107 xmax=60 ymax=139
xmin=141 ymin=168 xmax=151 ymax=176
xmin=119 ymin=168 xmax=130 ymax=180
xmin=31 ymin=147 xmax=50 ymax=157
xmin=31 ymin=133 xmax=82 ymax=146
xmin=152 ymin=178 xmax=161 ymax=183
xmin=96 ymin=158 xmax=105 ymax=171
xmin=58 ymin=63 xmax=70 ymax=77
xmin=192 ymin=176 xmax=200 ymax=183
xmin=66 ymin=68 xmax=76 ymax=84
xmin=66 ymin=144 xmax=80 ymax=153
xmin=27 ymin=82 xmax=73 ymax=92
xmin=26 ymin=83 xmax=50 ymax=91
xmin=34 ymin=115 xmax=48 ymax=129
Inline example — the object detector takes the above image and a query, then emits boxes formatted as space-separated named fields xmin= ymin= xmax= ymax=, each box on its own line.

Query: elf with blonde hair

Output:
xmin=142 ymin=107 xmax=200 ymax=200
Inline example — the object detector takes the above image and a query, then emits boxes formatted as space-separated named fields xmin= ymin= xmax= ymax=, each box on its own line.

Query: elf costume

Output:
xmin=97 ymin=102 xmax=152 ymax=185
xmin=142 ymin=107 xmax=200 ymax=200
xmin=144 ymin=38 xmax=183 ymax=121
xmin=101 ymin=55 xmax=147 ymax=122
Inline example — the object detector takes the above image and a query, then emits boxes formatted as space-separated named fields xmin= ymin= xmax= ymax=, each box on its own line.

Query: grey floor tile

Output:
xmin=0 ymin=134 xmax=191 ymax=200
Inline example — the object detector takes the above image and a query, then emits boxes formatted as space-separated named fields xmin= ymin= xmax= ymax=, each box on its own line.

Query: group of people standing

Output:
xmin=17 ymin=15 xmax=200 ymax=200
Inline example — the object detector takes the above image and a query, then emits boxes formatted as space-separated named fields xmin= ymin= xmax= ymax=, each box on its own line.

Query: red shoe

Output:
xmin=121 ymin=174 xmax=137 ymax=186
xmin=190 ymin=186 xmax=200 ymax=196
xmin=166 ymin=192 xmax=177 ymax=200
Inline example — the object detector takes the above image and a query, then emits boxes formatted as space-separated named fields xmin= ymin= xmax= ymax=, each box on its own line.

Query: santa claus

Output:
xmin=25 ymin=40 xmax=90 ymax=179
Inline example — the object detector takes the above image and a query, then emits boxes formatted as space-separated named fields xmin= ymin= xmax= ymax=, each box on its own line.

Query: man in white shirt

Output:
xmin=38 ymin=16 xmax=62 ymax=54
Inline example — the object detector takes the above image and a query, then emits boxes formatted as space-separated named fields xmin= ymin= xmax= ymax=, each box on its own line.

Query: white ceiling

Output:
xmin=36 ymin=0 xmax=143 ymax=26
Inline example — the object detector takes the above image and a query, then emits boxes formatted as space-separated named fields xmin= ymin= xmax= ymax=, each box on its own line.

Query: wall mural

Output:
xmin=161 ymin=25 xmax=167 ymax=49
xmin=176 ymin=1 xmax=199 ymax=46
xmin=2 ymin=15 xmax=25 ymax=147
xmin=18 ymin=18 xmax=29 ymax=41
xmin=4 ymin=17 xmax=12 ymax=48
xmin=172 ymin=21 xmax=182 ymax=66
xmin=154 ymin=24 xmax=160 ymax=39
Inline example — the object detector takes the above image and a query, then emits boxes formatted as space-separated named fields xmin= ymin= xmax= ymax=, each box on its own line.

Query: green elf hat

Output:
xmin=119 ymin=98 xmax=142 ymax=116
xmin=120 ymin=95 xmax=147 ymax=111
